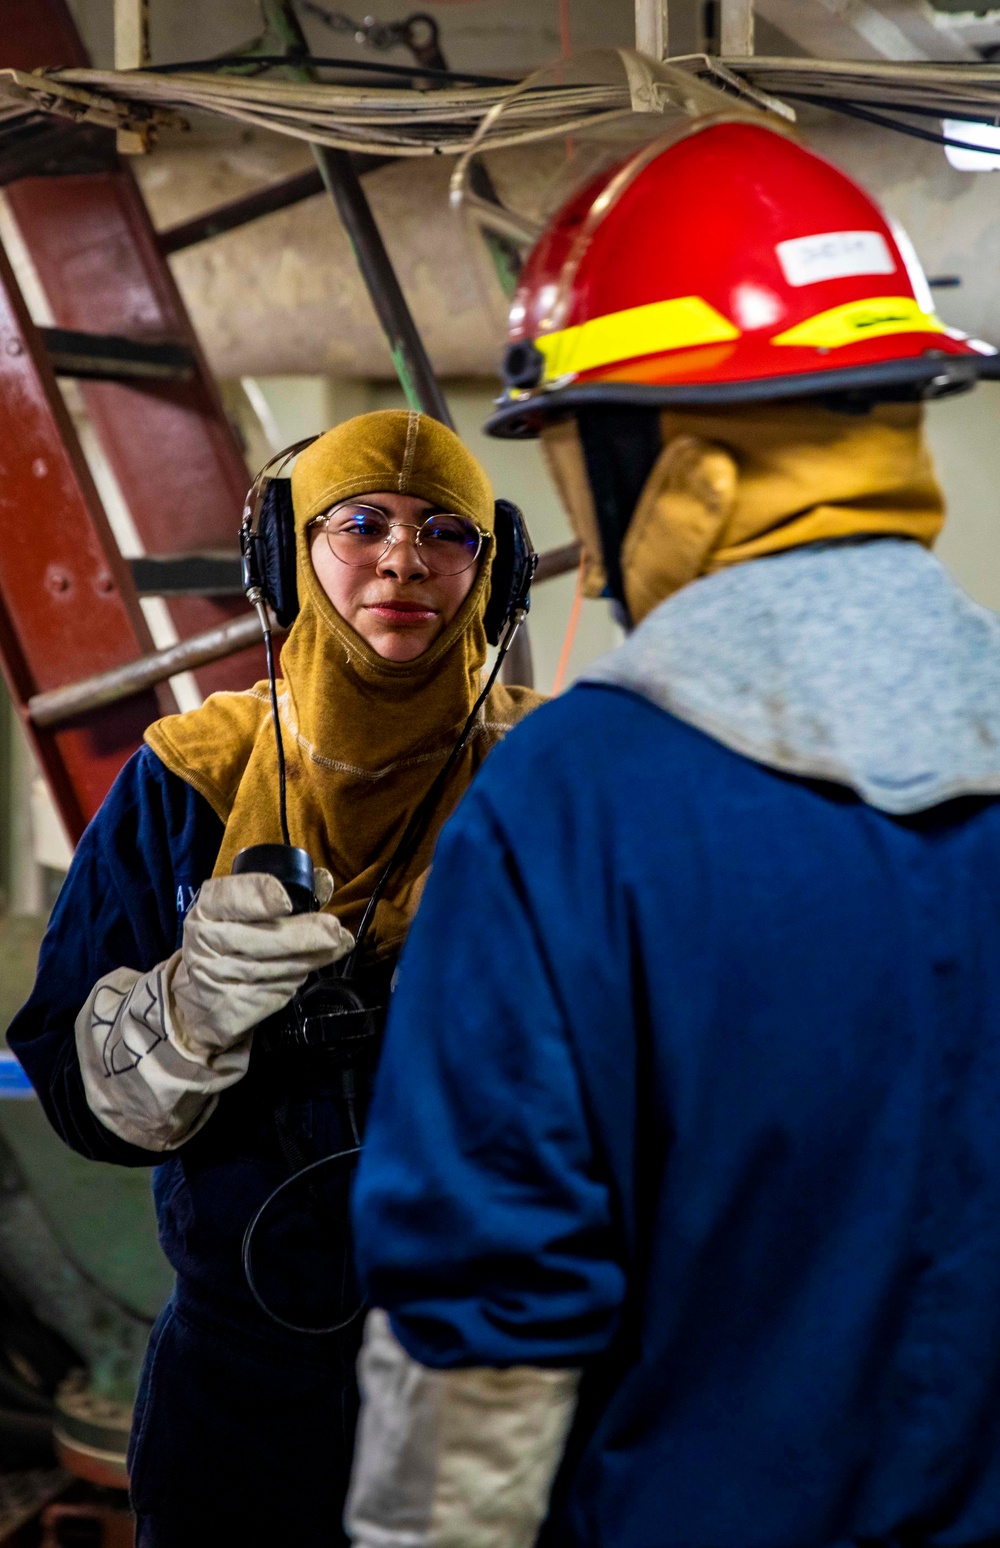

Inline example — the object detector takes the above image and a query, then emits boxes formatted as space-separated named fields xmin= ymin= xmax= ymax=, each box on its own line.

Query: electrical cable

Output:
xmin=260 ymin=612 xmax=292 ymax=848
xmin=551 ymin=556 xmax=584 ymax=696
xmin=144 ymin=52 xmax=516 ymax=86
xmin=242 ymin=1145 xmax=363 ymax=1335
xmin=346 ymin=1092 xmax=361 ymax=1147
xmin=777 ymin=92 xmax=1000 ymax=157
xmin=242 ymin=610 xmax=527 ymax=1336
xmin=559 ymin=0 xmax=572 ymax=59
xmin=241 ymin=489 xmax=531 ymax=1334
xmin=345 ymin=606 xmax=527 ymax=966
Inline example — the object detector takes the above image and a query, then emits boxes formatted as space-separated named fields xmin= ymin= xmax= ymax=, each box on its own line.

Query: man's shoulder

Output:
xmin=468 ymin=680 xmax=732 ymax=836
xmin=477 ymin=679 xmax=718 ymax=777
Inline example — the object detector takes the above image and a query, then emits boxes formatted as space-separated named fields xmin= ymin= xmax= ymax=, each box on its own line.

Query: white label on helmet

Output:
xmin=776 ymin=231 xmax=896 ymax=288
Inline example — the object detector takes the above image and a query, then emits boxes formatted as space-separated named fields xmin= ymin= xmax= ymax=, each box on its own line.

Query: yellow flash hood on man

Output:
xmin=146 ymin=410 xmax=543 ymax=953
xmin=541 ymin=401 xmax=944 ymax=624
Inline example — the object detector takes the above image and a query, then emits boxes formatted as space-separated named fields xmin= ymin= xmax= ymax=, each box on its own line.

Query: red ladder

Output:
xmin=0 ymin=0 xmax=265 ymax=841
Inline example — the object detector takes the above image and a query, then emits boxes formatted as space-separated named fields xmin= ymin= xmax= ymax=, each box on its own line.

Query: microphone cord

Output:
xmin=242 ymin=610 xmax=526 ymax=1335
xmin=257 ymin=603 xmax=292 ymax=849
xmin=345 ymin=606 xmax=527 ymax=968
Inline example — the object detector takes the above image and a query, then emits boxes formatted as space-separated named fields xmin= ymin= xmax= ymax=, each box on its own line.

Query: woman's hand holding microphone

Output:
xmin=75 ymin=870 xmax=351 ymax=1151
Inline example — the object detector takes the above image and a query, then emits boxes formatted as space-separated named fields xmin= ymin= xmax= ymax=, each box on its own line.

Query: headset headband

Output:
xmin=242 ymin=436 xmax=319 ymax=543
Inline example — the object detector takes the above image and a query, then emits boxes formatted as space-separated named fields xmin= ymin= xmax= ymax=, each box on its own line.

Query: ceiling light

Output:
xmin=943 ymin=119 xmax=1000 ymax=171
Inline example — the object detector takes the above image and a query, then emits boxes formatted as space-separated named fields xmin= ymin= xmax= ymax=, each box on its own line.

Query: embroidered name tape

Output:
xmin=776 ymin=231 xmax=896 ymax=289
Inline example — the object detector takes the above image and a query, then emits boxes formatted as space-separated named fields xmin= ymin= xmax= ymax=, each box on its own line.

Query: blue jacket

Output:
xmin=353 ymin=683 xmax=1000 ymax=1548
xmin=8 ymin=746 xmax=358 ymax=1330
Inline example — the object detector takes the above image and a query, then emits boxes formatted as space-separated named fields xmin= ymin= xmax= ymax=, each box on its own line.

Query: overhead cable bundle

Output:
xmin=0 ymin=48 xmax=779 ymax=157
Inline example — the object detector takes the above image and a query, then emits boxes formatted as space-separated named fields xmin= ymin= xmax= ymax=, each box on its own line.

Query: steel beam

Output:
xmin=158 ymin=156 xmax=394 ymax=256
xmin=635 ymin=0 xmax=669 ymax=60
xmin=312 ymin=145 xmax=454 ymax=427
xmin=720 ymin=0 xmax=755 ymax=56
xmin=160 ymin=168 xmax=327 ymax=256
xmin=130 ymin=553 xmax=244 ymax=596
xmin=0 ymin=119 xmax=118 ymax=187
xmin=535 ymin=541 xmax=581 ymax=584
xmin=114 ymin=0 xmax=149 ymax=71
xmin=0 ymin=236 xmax=173 ymax=838
xmin=257 ymin=0 xmax=454 ymax=426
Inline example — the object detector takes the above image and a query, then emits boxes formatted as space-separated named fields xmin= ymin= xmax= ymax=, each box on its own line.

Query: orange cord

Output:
xmin=552 ymin=557 xmax=584 ymax=695
xmin=559 ymin=0 xmax=572 ymax=56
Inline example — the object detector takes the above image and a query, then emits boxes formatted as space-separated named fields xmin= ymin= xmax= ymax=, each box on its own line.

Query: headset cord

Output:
xmin=242 ymin=1143 xmax=364 ymax=1336
xmin=256 ymin=602 xmax=293 ymax=849
xmin=244 ymin=608 xmax=525 ymax=1335
xmin=345 ymin=606 xmax=526 ymax=970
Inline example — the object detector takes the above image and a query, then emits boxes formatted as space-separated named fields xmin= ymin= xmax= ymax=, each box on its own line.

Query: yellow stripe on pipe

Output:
xmin=772 ymin=296 xmax=946 ymax=350
xmin=535 ymin=297 xmax=740 ymax=381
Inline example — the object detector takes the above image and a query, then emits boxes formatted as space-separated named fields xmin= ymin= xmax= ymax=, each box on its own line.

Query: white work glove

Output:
xmin=347 ymin=1310 xmax=579 ymax=1548
xmin=76 ymin=869 xmax=352 ymax=1151
xmin=169 ymin=870 xmax=349 ymax=1061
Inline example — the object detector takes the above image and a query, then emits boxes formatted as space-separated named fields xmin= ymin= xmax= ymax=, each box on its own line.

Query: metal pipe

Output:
xmin=158 ymin=155 xmax=395 ymax=256
xmin=27 ymin=541 xmax=583 ymax=730
xmin=312 ymin=144 xmax=455 ymax=427
xmin=256 ymin=0 xmax=453 ymax=426
xmin=160 ymin=168 xmax=326 ymax=255
xmin=634 ymin=0 xmax=668 ymax=60
xmin=28 ymin=612 xmax=269 ymax=729
xmin=535 ymin=540 xmax=581 ymax=583
xmin=500 ymin=625 xmax=534 ymax=689
xmin=720 ymin=0 xmax=755 ymax=57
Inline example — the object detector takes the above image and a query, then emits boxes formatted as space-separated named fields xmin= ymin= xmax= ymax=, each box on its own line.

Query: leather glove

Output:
xmin=169 ymin=870 xmax=351 ymax=1063
xmin=75 ymin=869 xmax=352 ymax=1151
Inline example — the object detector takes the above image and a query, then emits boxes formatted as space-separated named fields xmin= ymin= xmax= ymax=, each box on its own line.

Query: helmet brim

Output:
xmin=486 ymin=353 xmax=988 ymax=439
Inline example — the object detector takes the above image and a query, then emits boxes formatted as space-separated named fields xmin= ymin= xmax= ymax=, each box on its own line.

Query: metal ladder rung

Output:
xmin=129 ymin=553 xmax=244 ymax=596
xmin=40 ymin=327 xmax=195 ymax=382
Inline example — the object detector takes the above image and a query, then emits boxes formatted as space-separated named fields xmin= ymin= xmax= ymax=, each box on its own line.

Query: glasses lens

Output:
xmin=417 ymin=515 xmax=483 ymax=575
xmin=325 ymin=504 xmax=392 ymax=567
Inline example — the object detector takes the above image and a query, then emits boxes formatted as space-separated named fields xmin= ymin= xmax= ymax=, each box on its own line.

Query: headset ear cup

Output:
xmin=484 ymin=499 xmax=536 ymax=647
xmin=257 ymin=479 xmax=300 ymax=629
xmin=484 ymin=501 xmax=515 ymax=647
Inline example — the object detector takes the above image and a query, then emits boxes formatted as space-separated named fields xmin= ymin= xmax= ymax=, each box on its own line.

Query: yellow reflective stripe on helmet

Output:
xmin=772 ymin=296 xmax=946 ymax=350
xmin=536 ymin=297 xmax=740 ymax=380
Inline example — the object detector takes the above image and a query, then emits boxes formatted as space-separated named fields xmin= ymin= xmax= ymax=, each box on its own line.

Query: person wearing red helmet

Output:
xmin=493 ymin=118 xmax=992 ymax=428
xmin=345 ymin=122 xmax=1000 ymax=1548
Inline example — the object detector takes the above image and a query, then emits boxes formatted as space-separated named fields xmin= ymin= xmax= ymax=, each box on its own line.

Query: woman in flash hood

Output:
xmin=9 ymin=410 xmax=543 ymax=1548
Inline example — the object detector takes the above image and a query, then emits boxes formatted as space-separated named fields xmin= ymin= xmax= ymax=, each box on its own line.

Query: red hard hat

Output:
xmin=486 ymin=120 xmax=993 ymax=438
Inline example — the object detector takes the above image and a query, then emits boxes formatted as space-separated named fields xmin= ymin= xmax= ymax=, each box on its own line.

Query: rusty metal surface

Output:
xmin=0 ymin=235 xmax=172 ymax=839
xmin=0 ymin=0 xmax=265 ymax=698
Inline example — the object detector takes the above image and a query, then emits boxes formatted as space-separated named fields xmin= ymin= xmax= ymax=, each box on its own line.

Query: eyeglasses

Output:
xmin=312 ymin=502 xmax=488 ymax=577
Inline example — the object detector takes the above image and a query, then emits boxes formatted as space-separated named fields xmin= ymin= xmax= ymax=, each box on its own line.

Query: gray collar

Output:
xmin=581 ymin=540 xmax=1000 ymax=814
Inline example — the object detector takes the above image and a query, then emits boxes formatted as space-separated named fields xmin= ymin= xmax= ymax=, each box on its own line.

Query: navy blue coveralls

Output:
xmin=9 ymin=746 xmax=363 ymax=1548
xmin=353 ymin=683 xmax=1000 ymax=1548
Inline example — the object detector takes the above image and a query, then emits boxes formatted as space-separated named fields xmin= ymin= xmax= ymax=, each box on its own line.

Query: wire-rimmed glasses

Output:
xmin=312 ymin=501 xmax=488 ymax=576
